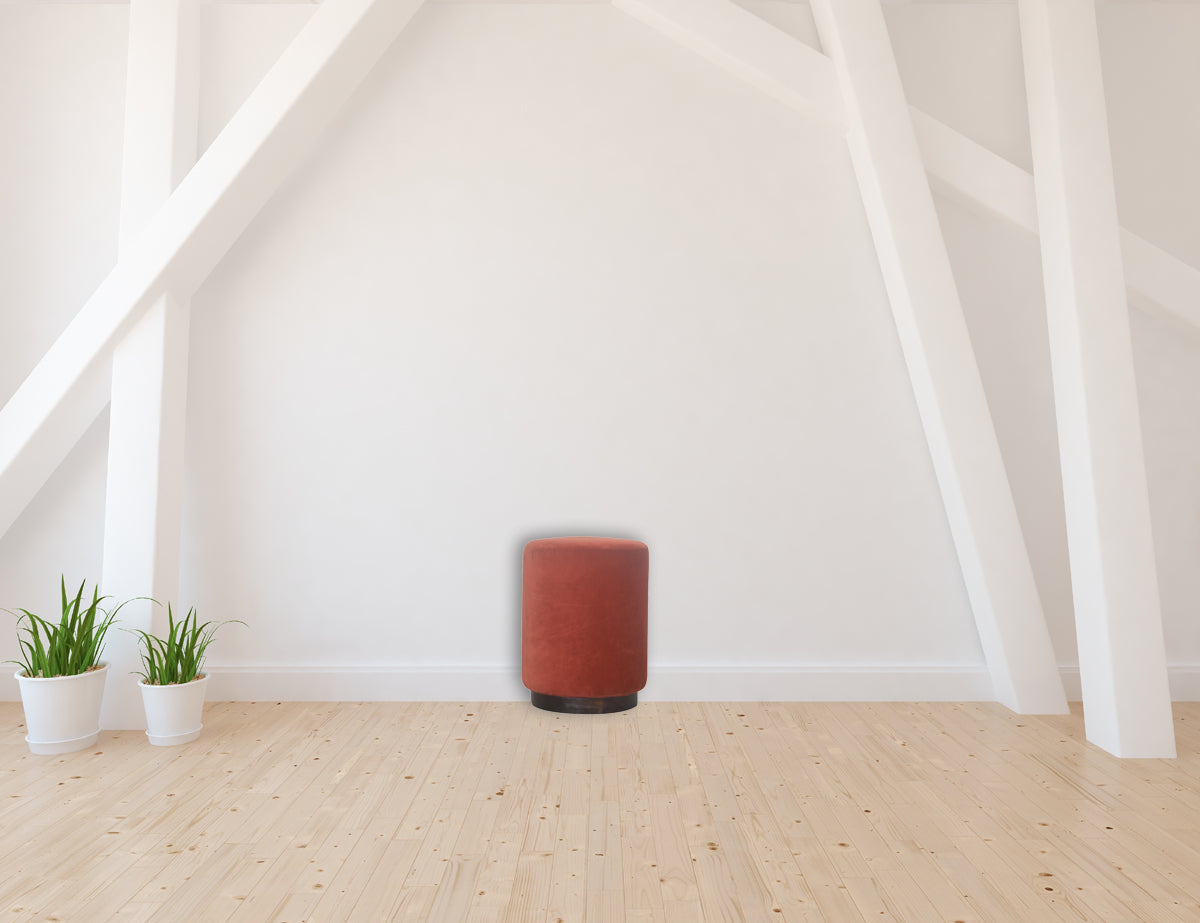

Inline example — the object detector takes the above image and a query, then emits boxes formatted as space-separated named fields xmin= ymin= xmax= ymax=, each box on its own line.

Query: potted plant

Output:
xmin=131 ymin=605 xmax=243 ymax=746
xmin=7 ymin=578 xmax=128 ymax=755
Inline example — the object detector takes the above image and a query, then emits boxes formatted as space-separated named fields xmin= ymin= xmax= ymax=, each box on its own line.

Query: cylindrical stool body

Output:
xmin=522 ymin=537 xmax=648 ymax=714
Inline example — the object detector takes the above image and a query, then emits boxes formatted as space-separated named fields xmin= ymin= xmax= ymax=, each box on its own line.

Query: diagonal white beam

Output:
xmin=0 ymin=0 xmax=428 ymax=542
xmin=911 ymin=108 xmax=1039 ymax=231
xmin=1120 ymin=230 xmax=1200 ymax=327
xmin=1019 ymin=0 xmax=1174 ymax=757
xmin=8 ymin=0 xmax=1197 ymax=557
xmin=614 ymin=0 xmax=1200 ymax=331
xmin=100 ymin=0 xmax=200 ymax=730
xmin=809 ymin=0 xmax=1067 ymax=713
xmin=611 ymin=0 xmax=843 ymax=129
xmin=912 ymin=108 xmax=1200 ymax=330
xmin=0 ymin=368 xmax=113 ymax=545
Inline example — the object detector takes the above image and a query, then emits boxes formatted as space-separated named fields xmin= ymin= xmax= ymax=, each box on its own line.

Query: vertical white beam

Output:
xmin=810 ymin=0 xmax=1067 ymax=713
xmin=607 ymin=0 xmax=1200 ymax=334
xmin=1018 ymin=0 xmax=1174 ymax=757
xmin=0 ymin=0 xmax=429 ymax=543
xmin=100 ymin=0 xmax=199 ymax=730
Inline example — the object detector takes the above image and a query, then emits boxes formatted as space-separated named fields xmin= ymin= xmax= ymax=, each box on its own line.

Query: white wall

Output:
xmin=0 ymin=5 xmax=125 ymax=686
xmin=1 ymin=1 xmax=1197 ymax=701
xmin=1097 ymin=7 xmax=1200 ymax=688
xmin=887 ymin=2 xmax=1200 ymax=698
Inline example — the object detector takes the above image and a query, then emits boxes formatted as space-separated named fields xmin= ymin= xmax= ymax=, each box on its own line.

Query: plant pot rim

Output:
xmin=14 ymin=662 xmax=109 ymax=682
xmin=137 ymin=674 xmax=208 ymax=688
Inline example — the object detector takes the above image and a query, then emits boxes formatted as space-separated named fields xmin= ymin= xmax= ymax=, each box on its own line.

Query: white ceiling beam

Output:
xmin=611 ymin=0 xmax=844 ymax=129
xmin=613 ymin=0 xmax=1200 ymax=331
xmin=912 ymin=108 xmax=1200 ymax=330
xmin=99 ymin=0 xmax=200 ymax=731
xmin=1119 ymin=230 xmax=1200 ymax=327
xmin=910 ymin=108 xmax=1039 ymax=231
xmin=810 ymin=0 xmax=1068 ymax=714
xmin=0 ymin=0 xmax=429 ymax=542
xmin=1019 ymin=0 xmax=1174 ymax=757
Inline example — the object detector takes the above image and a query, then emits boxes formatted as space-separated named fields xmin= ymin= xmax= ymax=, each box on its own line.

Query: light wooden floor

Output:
xmin=1 ymin=701 xmax=1199 ymax=922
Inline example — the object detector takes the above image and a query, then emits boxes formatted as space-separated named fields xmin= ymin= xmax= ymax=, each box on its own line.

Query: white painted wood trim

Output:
xmin=810 ymin=0 xmax=1067 ymax=714
xmin=1120 ymin=229 xmax=1200 ymax=329
xmin=2 ymin=663 xmax=1195 ymax=704
xmin=100 ymin=296 xmax=194 ymax=731
xmin=910 ymin=107 xmax=1200 ymax=330
xmin=0 ymin=366 xmax=112 ymax=541
xmin=118 ymin=664 xmax=1018 ymax=703
xmin=611 ymin=0 xmax=844 ymax=129
xmin=100 ymin=0 xmax=199 ymax=731
xmin=1019 ymin=0 xmax=1174 ymax=757
xmin=910 ymin=107 xmax=1039 ymax=231
xmin=0 ymin=0 xmax=429 ymax=542
xmin=608 ymin=2 xmax=1200 ymax=331
xmin=4 ymin=0 xmax=1198 ymax=548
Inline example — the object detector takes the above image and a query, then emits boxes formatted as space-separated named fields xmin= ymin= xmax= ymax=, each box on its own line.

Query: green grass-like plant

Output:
xmin=132 ymin=605 xmax=244 ymax=686
xmin=6 ymin=578 xmax=128 ymax=678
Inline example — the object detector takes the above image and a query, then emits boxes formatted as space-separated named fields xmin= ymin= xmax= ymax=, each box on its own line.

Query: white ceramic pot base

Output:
xmin=139 ymin=675 xmax=208 ymax=747
xmin=26 ymin=731 xmax=100 ymax=756
xmin=146 ymin=725 xmax=202 ymax=747
xmin=16 ymin=665 xmax=108 ymax=756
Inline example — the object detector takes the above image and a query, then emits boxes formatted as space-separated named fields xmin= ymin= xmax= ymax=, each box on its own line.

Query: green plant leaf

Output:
xmin=127 ymin=602 xmax=245 ymax=685
xmin=5 ymin=578 xmax=129 ymax=678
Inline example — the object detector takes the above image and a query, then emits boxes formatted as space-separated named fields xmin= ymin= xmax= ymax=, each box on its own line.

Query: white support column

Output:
xmin=9 ymin=1 xmax=1194 ymax=560
xmin=810 ymin=0 xmax=1067 ymax=713
xmin=608 ymin=3 xmax=1200 ymax=330
xmin=1018 ymin=0 xmax=1174 ymax=757
xmin=101 ymin=296 xmax=192 ymax=729
xmin=0 ymin=0 xmax=429 ymax=546
xmin=99 ymin=0 xmax=200 ymax=730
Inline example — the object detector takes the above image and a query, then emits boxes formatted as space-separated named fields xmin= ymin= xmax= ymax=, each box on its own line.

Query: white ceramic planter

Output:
xmin=15 ymin=664 xmax=109 ymax=756
xmin=139 ymin=675 xmax=209 ymax=746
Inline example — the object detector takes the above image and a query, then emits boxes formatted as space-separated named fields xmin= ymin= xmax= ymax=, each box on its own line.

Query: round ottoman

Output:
xmin=521 ymin=536 xmax=648 ymax=714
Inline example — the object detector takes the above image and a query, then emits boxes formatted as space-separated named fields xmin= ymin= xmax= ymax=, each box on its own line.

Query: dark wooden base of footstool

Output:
xmin=530 ymin=692 xmax=638 ymax=714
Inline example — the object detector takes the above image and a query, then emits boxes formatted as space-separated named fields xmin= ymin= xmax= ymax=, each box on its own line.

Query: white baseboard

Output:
xmin=203 ymin=662 xmax=1200 ymax=703
xmin=6 ymin=663 xmax=1199 ymax=703
xmin=201 ymin=663 xmax=1000 ymax=703
xmin=1056 ymin=665 xmax=1200 ymax=702
xmin=640 ymin=664 xmax=998 ymax=701
xmin=204 ymin=665 xmax=529 ymax=702
xmin=1168 ymin=665 xmax=1200 ymax=701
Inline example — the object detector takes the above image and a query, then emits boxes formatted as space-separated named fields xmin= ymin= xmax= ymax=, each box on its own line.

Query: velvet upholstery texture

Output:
xmin=521 ymin=537 xmax=648 ymax=699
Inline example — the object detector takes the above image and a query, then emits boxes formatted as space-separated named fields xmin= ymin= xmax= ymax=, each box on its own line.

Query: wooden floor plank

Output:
xmin=0 ymin=700 xmax=1198 ymax=921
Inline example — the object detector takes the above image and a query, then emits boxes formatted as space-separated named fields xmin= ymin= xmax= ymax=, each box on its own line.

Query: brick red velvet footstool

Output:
xmin=522 ymin=537 xmax=648 ymax=714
